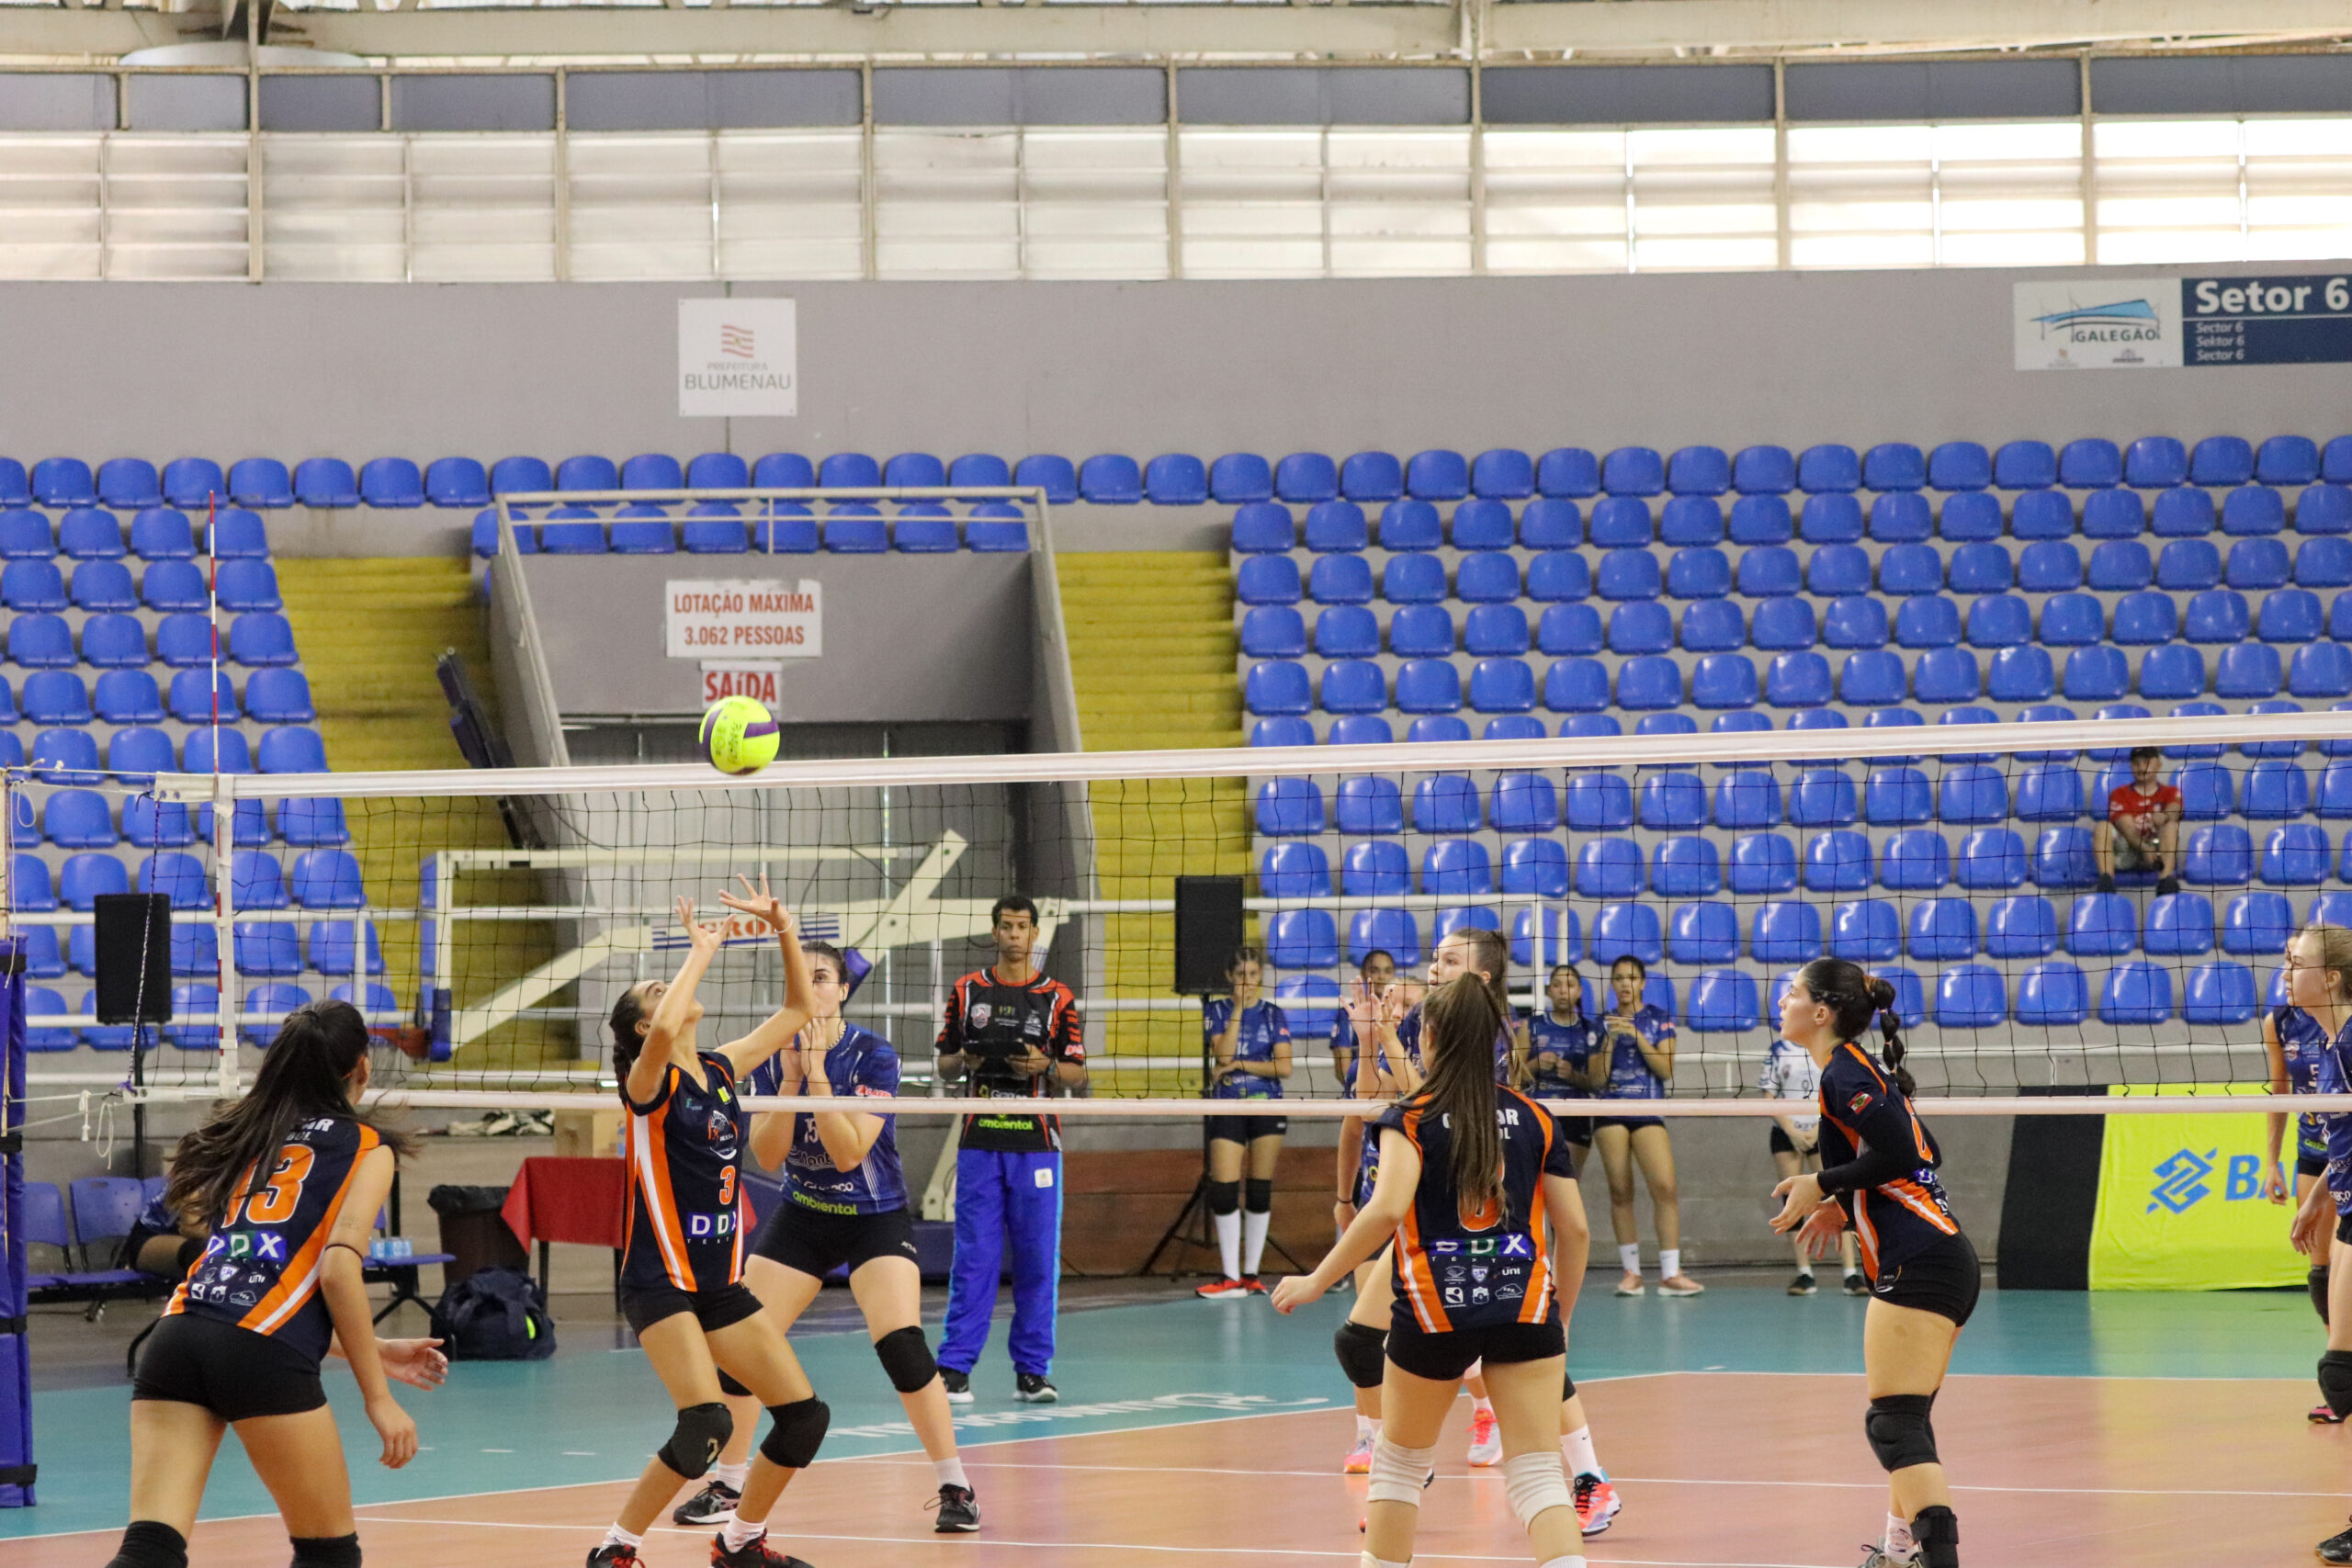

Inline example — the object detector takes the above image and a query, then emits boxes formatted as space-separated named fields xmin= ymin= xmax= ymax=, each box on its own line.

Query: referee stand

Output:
xmin=0 ymin=937 xmax=37 ymax=1506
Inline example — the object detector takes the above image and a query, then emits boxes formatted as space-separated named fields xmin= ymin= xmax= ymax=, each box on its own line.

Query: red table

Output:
xmin=502 ymin=1156 xmax=626 ymax=1295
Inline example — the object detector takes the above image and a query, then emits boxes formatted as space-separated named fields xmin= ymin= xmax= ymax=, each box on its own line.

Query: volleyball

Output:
xmin=699 ymin=695 xmax=779 ymax=775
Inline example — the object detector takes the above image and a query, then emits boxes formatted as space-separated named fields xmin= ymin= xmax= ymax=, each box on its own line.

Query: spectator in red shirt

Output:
xmin=2097 ymin=745 xmax=2183 ymax=896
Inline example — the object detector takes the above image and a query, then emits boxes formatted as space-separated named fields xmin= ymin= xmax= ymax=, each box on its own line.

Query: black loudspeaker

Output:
xmin=1172 ymin=876 xmax=1245 ymax=996
xmin=93 ymin=894 xmax=173 ymax=1025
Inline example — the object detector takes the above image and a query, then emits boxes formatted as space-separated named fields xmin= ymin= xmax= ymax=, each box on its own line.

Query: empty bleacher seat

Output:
xmin=1729 ymin=493 xmax=1793 ymax=546
xmin=1544 ymin=658 xmax=1609 ymax=713
xmin=3 ymin=558 xmax=63 ymax=613
xmin=2060 ymin=437 xmax=2123 ymax=489
xmin=1798 ymin=444 xmax=1860 ymax=493
xmin=2225 ymin=484 xmax=2289 ymax=536
xmin=2015 ymin=962 xmax=2091 ymax=1025
xmin=94 ymin=457 xmax=161 ymax=510
xmin=1936 ymin=964 xmax=2007 ymax=1028
xmin=1464 ymin=604 xmax=1529 ymax=657
xmin=1309 ymin=554 xmax=1374 ymax=606
xmin=2264 ymin=824 xmax=2333 ymax=886
xmin=58 ymin=508 xmax=124 ymax=560
xmin=2098 ymin=961 xmax=2173 ymax=1023
xmin=1386 ymin=605 xmax=1452 ymax=657
xmin=1237 ymin=556 xmax=1301 ymax=606
xmin=2185 ymin=589 xmax=2250 ymax=644
xmin=1749 ymin=598 xmax=1815 ymax=651
xmin=1245 ymin=661 xmax=1312 ymax=716
xmin=2125 ymin=435 xmax=2189 ymax=488
xmin=228 ymin=458 xmax=294 ymax=509
xmin=0 ymin=509 xmax=47 ymax=560
xmin=2158 ymin=538 xmax=2223 ymax=591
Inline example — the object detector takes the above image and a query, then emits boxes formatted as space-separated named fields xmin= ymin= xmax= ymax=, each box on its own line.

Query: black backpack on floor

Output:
xmin=431 ymin=1267 xmax=557 ymax=1361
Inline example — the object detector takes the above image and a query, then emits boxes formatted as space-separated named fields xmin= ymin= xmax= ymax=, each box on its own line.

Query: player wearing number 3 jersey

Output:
xmin=107 ymin=1000 xmax=448 ymax=1568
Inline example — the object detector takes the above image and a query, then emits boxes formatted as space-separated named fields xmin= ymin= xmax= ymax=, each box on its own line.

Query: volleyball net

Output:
xmin=10 ymin=705 xmax=2352 ymax=1119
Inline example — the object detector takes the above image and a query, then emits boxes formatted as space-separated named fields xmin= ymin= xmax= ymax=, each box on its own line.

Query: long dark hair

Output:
xmin=609 ymin=983 xmax=655 ymax=1077
xmin=165 ymin=1000 xmax=413 ymax=1225
xmin=1795 ymin=958 xmax=1911 ymax=1094
xmin=1408 ymin=973 xmax=1507 ymax=1218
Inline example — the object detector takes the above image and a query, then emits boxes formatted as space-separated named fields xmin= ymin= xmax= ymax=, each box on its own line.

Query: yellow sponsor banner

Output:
xmin=2087 ymin=1084 xmax=2305 ymax=1291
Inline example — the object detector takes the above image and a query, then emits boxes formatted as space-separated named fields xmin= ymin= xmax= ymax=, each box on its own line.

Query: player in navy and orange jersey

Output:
xmin=935 ymin=894 xmax=1087 ymax=1405
xmin=1770 ymin=959 xmax=1976 ymax=1568
xmin=2267 ymin=985 xmax=2340 ymax=1415
xmin=594 ymin=879 xmax=827 ymax=1568
xmin=108 ymin=999 xmax=447 ymax=1568
xmin=1275 ymin=973 xmax=1590 ymax=1568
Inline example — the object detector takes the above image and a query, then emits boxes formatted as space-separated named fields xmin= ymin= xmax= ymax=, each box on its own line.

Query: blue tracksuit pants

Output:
xmin=940 ymin=1146 xmax=1062 ymax=1378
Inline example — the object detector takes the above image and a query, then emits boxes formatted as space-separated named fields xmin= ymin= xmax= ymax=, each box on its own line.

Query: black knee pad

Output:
xmin=718 ymin=1368 xmax=752 ymax=1398
xmin=1207 ymin=1179 xmax=1241 ymax=1216
xmin=1863 ymin=1393 xmax=1938 ymax=1472
xmin=289 ymin=1535 xmax=361 ymax=1568
xmin=2320 ymin=1351 xmax=2352 ymax=1418
xmin=760 ymin=1397 xmax=831 ymax=1470
xmin=1244 ymin=1178 xmax=1273 ymax=1214
xmin=875 ymin=1325 xmax=938 ymax=1393
xmin=2314 ymin=1266 xmax=2334 ymax=1326
xmin=657 ymin=1401 xmax=734 ymax=1478
xmin=1334 ymin=1320 xmax=1387 ymax=1390
xmin=1910 ymin=1504 xmax=1959 ymax=1568
xmin=1562 ymin=1371 xmax=1577 ymax=1402
xmin=107 ymin=1520 xmax=187 ymax=1568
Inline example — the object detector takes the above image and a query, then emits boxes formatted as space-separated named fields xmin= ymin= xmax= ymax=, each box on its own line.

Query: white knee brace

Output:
xmin=1366 ymin=1434 xmax=1438 ymax=1507
xmin=1503 ymin=1450 xmax=1575 ymax=1529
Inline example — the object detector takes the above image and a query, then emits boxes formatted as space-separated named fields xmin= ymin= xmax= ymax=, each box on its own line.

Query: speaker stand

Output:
xmin=130 ymin=1020 xmax=147 ymax=1177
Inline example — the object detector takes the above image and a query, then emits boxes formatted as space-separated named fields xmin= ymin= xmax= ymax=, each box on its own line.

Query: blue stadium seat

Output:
xmin=2013 ymin=542 xmax=2081 ymax=594
xmin=1423 ymin=840 xmax=1494 ymax=899
xmin=1457 ymin=552 xmax=1519 ymax=604
xmin=2148 ymin=487 xmax=2212 ymax=538
xmin=1316 ymin=661 xmax=1385 ymax=717
xmin=2185 ymin=589 xmax=2249 ymax=644
xmin=78 ymin=615 xmax=145 ymax=671
xmin=1409 ymin=774 xmax=1482 ymax=835
xmin=57 ymin=508 xmax=124 ymax=561
xmin=1521 ymin=552 xmax=1591 ymax=608
xmin=1669 ymin=903 xmax=1740 ymax=965
xmin=182 ymin=728 xmax=254 ymax=777
xmin=1243 ymin=841 xmax=1328 ymax=908
xmin=1829 ymin=650 xmax=1899 ymax=706
xmin=1616 ymin=656 xmax=1680 ymax=710
xmin=1928 ymin=440 xmax=1992 ymax=491
xmin=2297 ymin=538 xmax=2352 ymax=597
xmin=1599 ymin=446 xmax=1662 ymax=498
xmin=1729 ymin=494 xmax=1793 ymax=545
xmin=2067 ymin=891 xmax=2141 ymax=956
xmin=2182 ymin=961 xmax=2258 ymax=1024
xmin=2060 ymin=438 xmax=2123 ymax=489
xmin=1800 ymin=493 xmax=1863 ymax=546
xmin=1878 ymin=544 xmax=1942 ymax=597
xmin=216 ymin=558 xmax=282 ymax=614
xmin=2028 ymin=597 xmax=2100 ymax=654
xmin=1274 ymin=452 xmax=1339 ymax=504
xmin=1965 ymin=594 xmax=2030 ymax=649
xmin=1637 ymin=772 xmax=1706 ymax=831
xmin=1309 ymin=554 xmax=1374 ymax=606
xmin=1237 ymin=556 xmax=1302 ymax=607
xmin=1955 ymin=828 xmax=2028 ymax=890
xmin=1396 ymin=659 xmax=1462 ymax=715
xmin=1464 ymin=604 xmax=1530 ymax=658
xmin=1882 ymin=829 xmax=1951 ymax=891
xmin=6 ymin=611 xmax=74 ymax=669
xmin=1564 ymin=773 xmax=1635 ymax=832
xmin=1823 ymin=897 xmax=1899 ymax=962
xmin=1736 ymin=546 xmax=1802 ymax=597
xmin=134 ymin=558 xmax=203 ymax=614
xmin=1589 ymin=903 xmax=1665 ymax=966
xmin=96 ymin=671 xmax=164 ymax=726
xmin=2 ymin=558 xmax=62 ymax=612
xmin=284 ymin=850 xmax=361 ymax=910
xmin=158 ymin=456 xmax=228 ymax=510
xmin=1576 ymin=840 xmax=1644 ymax=899
xmin=42 ymin=789 xmax=114 ymax=850
xmin=2301 ymin=483 xmax=2352 ymax=541
xmin=1946 ymin=543 xmax=2011 ymax=594
xmin=256 ymin=727 xmax=328 ymax=774
xmin=1336 ymin=451 xmax=1403 ymax=503
xmin=1727 ymin=445 xmax=1793 ymax=495
xmin=1911 ymin=647 xmax=1978 ymax=703
xmin=1933 ymin=491 xmax=2000 ymax=541
xmin=996 ymin=455 xmax=1070 ymax=505
xmin=1745 ymin=900 xmax=1819 ymax=964
xmin=1461 ymin=448 xmax=1531 ymax=502
xmin=1650 ymin=837 xmax=1721 ymax=897
xmin=234 ymin=921 xmax=302 ymax=980
xmin=1983 ymin=895 xmax=2058 ymax=960
xmin=1586 ymin=497 xmax=1651 ymax=550
xmin=1746 ymin=599 xmax=1814 ymax=652
xmin=134 ymin=850 xmax=209 ymax=910
xmin=1136 ymin=454 xmax=1204 ymax=506
xmin=1935 ymin=964 xmax=2007 ymax=1028
xmin=2258 ymin=434 xmax=2322 ymax=486
xmin=71 ymin=558 xmax=133 ymax=614
xmin=1788 ymin=769 xmax=1858 ymax=829
xmin=2215 ymin=643 xmax=2283 ymax=699
xmin=1988 ymin=646 xmax=2055 ymax=702
xmin=0 ymin=509 xmax=47 ymax=560
xmin=2110 ymin=592 xmax=2175 ymax=646
xmin=2220 ymin=890 xmax=2294 ymax=954
xmin=1383 ymin=553 xmax=1448 ymax=604
xmin=2015 ymin=962 xmax=2090 ymax=1025
xmin=169 ymin=670 xmax=238 ymax=724
xmin=1265 ymin=912 xmax=1340 ymax=973
xmin=2143 ymin=891 xmax=2216 ymax=956
xmin=1821 ymin=598 xmax=1888 ymax=650
xmin=1658 ymin=496 xmax=1723 ymax=547
xmin=2125 ymin=435 xmax=2189 ymax=488
xmin=1660 ymin=545 xmax=1726 ymax=600
xmin=2006 ymin=763 xmax=2079 ymax=823
xmin=1797 ymin=444 xmax=1860 ymax=493
xmin=284 ymin=457 xmax=356 ymax=512
xmin=811 ymin=452 xmax=881 ymax=493
xmin=228 ymin=457 xmax=294 ymax=509
xmin=1346 ymin=907 xmax=1420 ymax=967
xmin=2226 ymin=545 xmax=2293 ymax=603
xmin=1804 ymin=829 xmax=1872 ymax=893
xmin=1245 ymin=661 xmax=1311 ymax=717
xmin=1766 ymin=651 xmax=1832 ymax=708
xmin=1939 ymin=764 xmax=2008 ymax=825
xmin=1798 ymin=545 xmax=1865 ymax=599
xmin=1208 ymin=453 xmax=1272 ymax=505
xmin=30 ymin=457 xmax=92 ymax=508
xmin=2182 ymin=823 xmax=2255 ymax=886
xmin=1224 ymin=503 xmax=1293 ymax=557
xmin=1606 ymin=602 xmax=1670 ymax=656
xmin=1860 ymin=443 xmax=1923 ymax=493
xmin=1469 ymin=658 xmax=1535 ymax=714
xmin=1731 ymin=832 xmax=1798 ymax=896
xmin=2257 ymin=588 xmax=2324 ymax=644
xmin=1286 ymin=606 xmax=1354 ymax=659
xmin=22 ymin=671 xmax=89 ymax=726
xmin=1864 ymin=766 xmax=1930 ymax=827
xmin=1405 ymin=450 xmax=1475 ymax=502
xmin=2225 ymin=484 xmax=2289 ymax=537
xmin=1681 ymin=970 xmax=1756 ymax=1033
xmin=2158 ymin=538 xmax=2223 ymax=591
xmin=1872 ymin=491 xmax=1935 ymax=542
xmin=2169 ymin=759 xmax=2233 ymax=819
xmin=1544 ymin=658 xmax=1609 ymax=713
xmin=2137 ymin=644 xmax=2205 ymax=699
xmin=2099 ymin=961 xmax=2174 ymax=1023
xmin=1538 ymin=604 xmax=1603 ymax=656
xmin=1682 ymin=652 xmax=1755 ymax=711
xmin=2082 ymin=542 xmax=2150 ymax=596
xmin=1660 ymin=446 xmax=1726 ymax=498
xmin=57 ymin=851 xmax=129 ymax=911
xmin=2264 ymin=824 xmax=2333 ymax=886
xmin=1323 ymin=776 xmax=1398 ymax=838
xmin=95 ymin=457 xmax=161 ymax=510
xmin=1300 ymin=502 xmax=1363 ymax=553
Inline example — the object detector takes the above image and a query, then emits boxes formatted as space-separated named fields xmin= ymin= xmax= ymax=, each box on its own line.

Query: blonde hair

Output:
xmin=2301 ymin=923 xmax=2352 ymax=1005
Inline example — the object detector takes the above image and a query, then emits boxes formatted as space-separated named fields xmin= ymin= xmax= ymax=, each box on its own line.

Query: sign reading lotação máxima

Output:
xmin=2018 ymin=274 xmax=2352 ymax=369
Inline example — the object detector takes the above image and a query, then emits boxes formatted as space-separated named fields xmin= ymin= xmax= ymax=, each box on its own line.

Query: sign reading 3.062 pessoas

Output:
xmin=2183 ymin=273 xmax=2352 ymax=366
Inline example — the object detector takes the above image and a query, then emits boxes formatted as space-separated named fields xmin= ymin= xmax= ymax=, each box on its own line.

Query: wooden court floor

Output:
xmin=9 ymin=1371 xmax=2346 ymax=1567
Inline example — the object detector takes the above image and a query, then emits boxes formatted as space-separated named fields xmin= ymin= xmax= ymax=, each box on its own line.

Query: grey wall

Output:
xmin=3 ymin=267 xmax=2350 ymax=469
xmin=519 ymin=551 xmax=1034 ymax=721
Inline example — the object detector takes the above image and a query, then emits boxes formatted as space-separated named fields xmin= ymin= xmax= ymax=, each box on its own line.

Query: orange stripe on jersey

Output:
xmin=1389 ymin=1109 xmax=1452 ymax=1334
xmin=1883 ymin=1177 xmax=1959 ymax=1234
xmin=632 ymin=1094 xmax=695 ymax=1290
xmin=243 ymin=1125 xmax=380 ymax=1337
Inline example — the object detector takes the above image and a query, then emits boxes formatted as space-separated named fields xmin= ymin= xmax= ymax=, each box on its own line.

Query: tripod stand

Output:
xmin=1137 ymin=1111 xmax=1307 ymax=1280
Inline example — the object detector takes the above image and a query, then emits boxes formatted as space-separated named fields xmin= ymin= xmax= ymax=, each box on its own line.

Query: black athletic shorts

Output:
xmin=1385 ymin=1315 xmax=1565 ymax=1382
xmin=2302 ymin=1153 xmax=2330 ymax=1180
xmin=1552 ymin=1113 xmax=1592 ymax=1147
xmin=1593 ymin=1114 xmax=1664 ymax=1134
xmin=1205 ymin=1114 xmax=1288 ymax=1145
xmin=1868 ymin=1232 xmax=1982 ymax=1328
xmin=132 ymin=1313 xmax=326 ymax=1421
xmin=622 ymin=1280 xmax=764 ymax=1336
xmin=1770 ymin=1124 xmax=1812 ymax=1156
xmin=753 ymin=1201 xmax=918 ymax=1280
xmin=2335 ymin=1211 xmax=2352 ymax=1247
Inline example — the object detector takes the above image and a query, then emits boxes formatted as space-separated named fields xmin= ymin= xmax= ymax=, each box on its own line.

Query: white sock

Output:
xmin=602 ymin=1525 xmax=644 ymax=1551
xmin=1361 ymin=1556 xmax=1409 ymax=1568
xmin=1660 ymin=1248 xmax=1681 ymax=1278
xmin=1242 ymin=1209 xmax=1271 ymax=1276
xmin=1214 ymin=1209 xmax=1242 ymax=1280
xmin=1618 ymin=1244 xmax=1641 ymax=1274
xmin=1885 ymin=1512 xmax=1917 ymax=1559
xmin=711 ymin=1461 xmax=748 ymax=1490
xmin=933 ymin=1455 xmax=969 ymax=1489
xmin=1538 ymin=1556 xmax=1589 ymax=1568
xmin=1794 ymin=1260 xmax=1815 ymax=1276
xmin=1562 ymin=1425 xmax=1603 ymax=1479
xmin=1356 ymin=1414 xmax=1379 ymax=1441
xmin=719 ymin=1517 xmax=765 ymax=1552
xmin=1471 ymin=1395 xmax=1494 ymax=1417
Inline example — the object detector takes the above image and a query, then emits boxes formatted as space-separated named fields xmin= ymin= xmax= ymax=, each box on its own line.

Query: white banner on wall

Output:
xmin=679 ymin=298 xmax=797 ymax=416
xmin=667 ymin=580 xmax=822 ymax=660
xmin=2014 ymin=281 xmax=2182 ymax=370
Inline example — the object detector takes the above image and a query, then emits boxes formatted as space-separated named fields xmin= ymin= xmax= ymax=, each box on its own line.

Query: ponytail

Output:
xmin=1795 ymin=959 xmax=1914 ymax=1096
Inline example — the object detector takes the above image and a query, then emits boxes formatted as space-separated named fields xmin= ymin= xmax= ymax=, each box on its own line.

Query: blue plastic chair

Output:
xmin=1935 ymin=964 xmax=2007 ymax=1029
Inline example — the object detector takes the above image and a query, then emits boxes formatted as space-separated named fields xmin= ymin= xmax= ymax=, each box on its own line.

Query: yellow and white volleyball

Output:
xmin=700 ymin=695 xmax=780 ymax=775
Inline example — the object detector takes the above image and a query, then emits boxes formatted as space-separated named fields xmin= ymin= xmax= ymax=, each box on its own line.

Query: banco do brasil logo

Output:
xmin=2148 ymin=1148 xmax=2215 ymax=1213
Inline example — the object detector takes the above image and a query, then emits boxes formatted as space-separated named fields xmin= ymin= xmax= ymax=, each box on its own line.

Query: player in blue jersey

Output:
xmin=1770 ymin=959 xmax=1974 ymax=1568
xmin=2283 ymin=925 xmax=2352 ymax=1563
xmin=1331 ymin=949 xmax=1404 ymax=1095
xmin=596 ymin=881 xmax=829 ymax=1568
xmin=1275 ymin=971 xmax=1591 ymax=1568
xmin=107 ymin=1000 xmax=448 ymax=1568
xmin=673 ymin=941 xmax=980 ymax=1535
xmin=1196 ymin=945 xmax=1295 ymax=1299
xmin=1759 ymin=1033 xmax=1862 ymax=1298
xmin=2268 ymin=984 xmax=2339 ymax=1405
xmin=1589 ymin=956 xmax=1700 ymax=1297
xmin=1526 ymin=964 xmax=1595 ymax=1179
